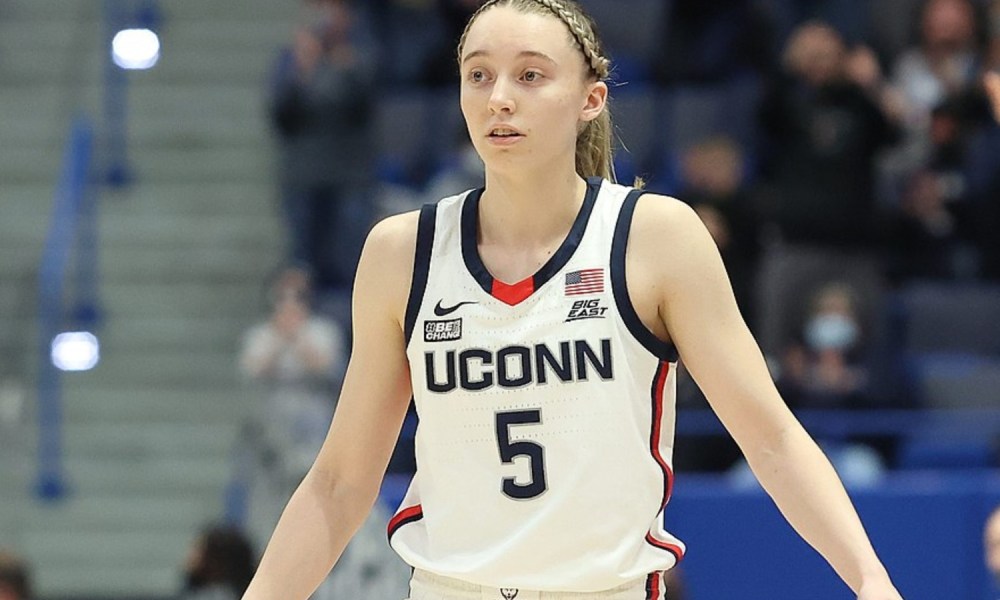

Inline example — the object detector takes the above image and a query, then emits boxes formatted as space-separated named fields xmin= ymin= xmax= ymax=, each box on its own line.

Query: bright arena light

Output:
xmin=111 ymin=28 xmax=160 ymax=69
xmin=51 ymin=332 xmax=100 ymax=372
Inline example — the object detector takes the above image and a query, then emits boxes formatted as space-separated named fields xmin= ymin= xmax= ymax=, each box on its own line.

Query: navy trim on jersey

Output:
xmin=404 ymin=204 xmax=438 ymax=345
xmin=461 ymin=178 xmax=602 ymax=302
xmin=610 ymin=190 xmax=679 ymax=362
xmin=649 ymin=361 xmax=674 ymax=511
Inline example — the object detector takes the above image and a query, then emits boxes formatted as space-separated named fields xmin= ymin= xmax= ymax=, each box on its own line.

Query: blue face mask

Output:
xmin=805 ymin=314 xmax=859 ymax=351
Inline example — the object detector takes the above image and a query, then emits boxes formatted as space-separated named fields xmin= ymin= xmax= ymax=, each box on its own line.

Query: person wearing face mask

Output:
xmin=779 ymin=282 xmax=870 ymax=409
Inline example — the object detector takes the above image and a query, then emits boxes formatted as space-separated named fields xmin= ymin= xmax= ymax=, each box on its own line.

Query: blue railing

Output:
xmin=675 ymin=407 xmax=1000 ymax=438
xmin=32 ymin=0 xmax=158 ymax=501
xmin=35 ymin=117 xmax=98 ymax=500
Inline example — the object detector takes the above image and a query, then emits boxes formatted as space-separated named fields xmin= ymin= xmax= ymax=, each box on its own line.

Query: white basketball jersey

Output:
xmin=389 ymin=178 xmax=685 ymax=594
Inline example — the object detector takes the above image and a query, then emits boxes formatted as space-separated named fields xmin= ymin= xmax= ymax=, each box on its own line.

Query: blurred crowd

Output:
xmin=251 ymin=0 xmax=1000 ymax=477
xmin=256 ymin=0 xmax=1000 ymax=473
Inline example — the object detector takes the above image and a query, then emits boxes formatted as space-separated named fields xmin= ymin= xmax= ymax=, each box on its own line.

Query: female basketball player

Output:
xmin=244 ymin=1 xmax=904 ymax=598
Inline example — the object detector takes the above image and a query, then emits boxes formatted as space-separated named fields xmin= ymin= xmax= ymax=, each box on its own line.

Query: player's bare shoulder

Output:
xmin=624 ymin=192 xmax=722 ymax=308
xmin=355 ymin=210 xmax=422 ymax=325
xmin=628 ymin=193 xmax=709 ymax=263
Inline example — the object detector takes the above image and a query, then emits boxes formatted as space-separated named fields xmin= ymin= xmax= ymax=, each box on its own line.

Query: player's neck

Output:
xmin=478 ymin=167 xmax=587 ymax=249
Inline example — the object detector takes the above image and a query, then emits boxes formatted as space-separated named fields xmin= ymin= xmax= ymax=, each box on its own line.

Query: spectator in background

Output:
xmin=678 ymin=136 xmax=760 ymax=322
xmin=759 ymin=21 xmax=900 ymax=248
xmin=238 ymin=268 xmax=408 ymax=600
xmin=755 ymin=21 xmax=900 ymax=356
xmin=269 ymin=0 xmax=377 ymax=293
xmin=0 ymin=550 xmax=30 ymax=600
xmin=885 ymin=63 xmax=1000 ymax=282
xmin=240 ymin=267 xmax=344 ymax=484
xmin=179 ymin=525 xmax=256 ymax=600
xmin=891 ymin=0 xmax=984 ymax=139
xmin=886 ymin=88 xmax=994 ymax=281
xmin=779 ymin=282 xmax=870 ymax=409
xmin=733 ymin=285 xmax=887 ymax=489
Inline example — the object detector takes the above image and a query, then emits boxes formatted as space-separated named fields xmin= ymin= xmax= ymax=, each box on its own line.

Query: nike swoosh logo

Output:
xmin=434 ymin=300 xmax=478 ymax=316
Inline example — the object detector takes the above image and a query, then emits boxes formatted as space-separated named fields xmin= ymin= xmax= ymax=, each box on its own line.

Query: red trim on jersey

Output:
xmin=491 ymin=276 xmax=535 ymax=305
xmin=650 ymin=361 xmax=675 ymax=510
xmin=645 ymin=571 xmax=661 ymax=599
xmin=387 ymin=504 xmax=423 ymax=541
xmin=645 ymin=532 xmax=685 ymax=563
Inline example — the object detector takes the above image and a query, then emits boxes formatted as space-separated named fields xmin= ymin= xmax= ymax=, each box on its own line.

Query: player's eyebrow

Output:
xmin=462 ymin=49 xmax=558 ymax=66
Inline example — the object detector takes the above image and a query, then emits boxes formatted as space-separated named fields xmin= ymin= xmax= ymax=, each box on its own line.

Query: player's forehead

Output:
xmin=462 ymin=6 xmax=578 ymax=65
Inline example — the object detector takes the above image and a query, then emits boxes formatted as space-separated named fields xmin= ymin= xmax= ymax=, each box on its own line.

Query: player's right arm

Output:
xmin=243 ymin=211 xmax=419 ymax=600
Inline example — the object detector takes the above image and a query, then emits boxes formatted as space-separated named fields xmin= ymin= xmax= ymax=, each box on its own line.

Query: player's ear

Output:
xmin=580 ymin=80 xmax=607 ymax=123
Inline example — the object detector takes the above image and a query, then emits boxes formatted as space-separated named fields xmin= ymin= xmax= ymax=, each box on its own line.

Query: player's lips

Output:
xmin=486 ymin=125 xmax=524 ymax=145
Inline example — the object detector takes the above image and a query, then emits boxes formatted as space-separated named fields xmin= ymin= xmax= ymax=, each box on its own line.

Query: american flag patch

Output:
xmin=564 ymin=268 xmax=604 ymax=296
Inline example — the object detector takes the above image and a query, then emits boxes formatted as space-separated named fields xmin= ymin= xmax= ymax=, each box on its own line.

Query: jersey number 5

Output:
xmin=495 ymin=409 xmax=547 ymax=500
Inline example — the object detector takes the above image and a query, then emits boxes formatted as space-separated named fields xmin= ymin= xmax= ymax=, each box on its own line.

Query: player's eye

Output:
xmin=469 ymin=69 xmax=486 ymax=83
xmin=523 ymin=70 xmax=541 ymax=82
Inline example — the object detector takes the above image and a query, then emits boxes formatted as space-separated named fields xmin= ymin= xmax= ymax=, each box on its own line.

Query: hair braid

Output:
xmin=530 ymin=0 xmax=610 ymax=79
xmin=458 ymin=0 xmax=608 ymax=80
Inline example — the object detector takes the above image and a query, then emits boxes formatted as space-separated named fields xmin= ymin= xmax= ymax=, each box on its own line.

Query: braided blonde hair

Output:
xmin=457 ymin=0 xmax=617 ymax=183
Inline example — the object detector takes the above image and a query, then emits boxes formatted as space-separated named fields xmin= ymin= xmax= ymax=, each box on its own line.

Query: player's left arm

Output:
xmin=629 ymin=195 xmax=902 ymax=600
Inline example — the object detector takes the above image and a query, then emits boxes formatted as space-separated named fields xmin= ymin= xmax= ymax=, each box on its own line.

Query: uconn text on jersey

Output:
xmin=423 ymin=338 xmax=614 ymax=393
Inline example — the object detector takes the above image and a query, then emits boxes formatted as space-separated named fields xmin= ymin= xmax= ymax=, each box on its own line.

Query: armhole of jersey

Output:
xmin=404 ymin=203 xmax=437 ymax=346
xmin=611 ymin=190 xmax=679 ymax=363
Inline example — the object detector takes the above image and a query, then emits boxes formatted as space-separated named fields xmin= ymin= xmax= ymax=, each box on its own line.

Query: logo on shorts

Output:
xmin=500 ymin=589 xmax=519 ymax=600
xmin=424 ymin=318 xmax=463 ymax=342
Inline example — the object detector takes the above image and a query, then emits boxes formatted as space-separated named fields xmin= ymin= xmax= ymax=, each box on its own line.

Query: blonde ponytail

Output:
xmin=576 ymin=100 xmax=613 ymax=181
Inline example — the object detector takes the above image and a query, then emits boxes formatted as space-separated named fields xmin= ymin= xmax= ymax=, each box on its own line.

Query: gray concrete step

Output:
xmin=0 ymin=145 xmax=63 ymax=184
xmin=68 ymin=351 xmax=243 ymax=387
xmin=129 ymin=84 xmax=265 ymax=121
xmin=98 ymin=210 xmax=281 ymax=249
xmin=33 ymin=565 xmax=180 ymax=599
xmin=99 ymin=315 xmax=254 ymax=352
xmin=146 ymin=44 xmax=277 ymax=84
xmin=104 ymin=181 xmax=276 ymax=212
xmin=22 ymin=528 xmax=191 ymax=595
xmin=98 ymin=280 xmax=262 ymax=316
xmin=63 ymin=386 xmax=248 ymax=424
xmin=21 ymin=493 xmax=222 ymax=532
xmin=164 ymin=19 xmax=292 ymax=49
xmin=126 ymin=146 xmax=274 ymax=183
xmin=64 ymin=421 xmax=239 ymax=458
